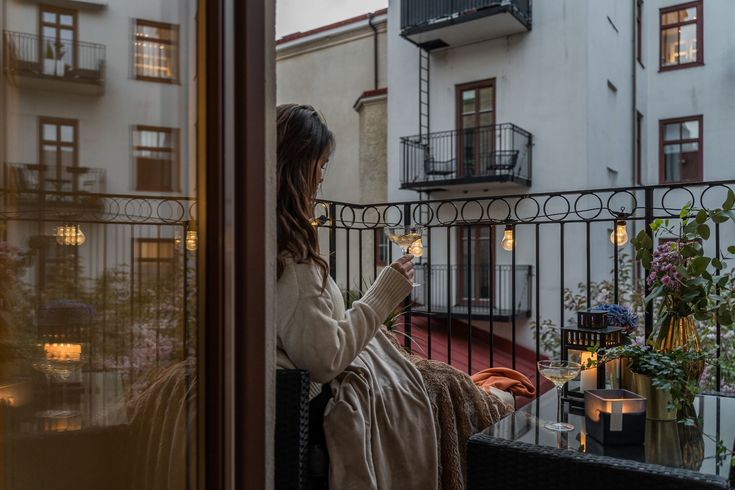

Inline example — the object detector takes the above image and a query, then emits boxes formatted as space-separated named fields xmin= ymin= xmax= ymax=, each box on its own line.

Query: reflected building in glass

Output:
xmin=1 ymin=0 xmax=201 ymax=488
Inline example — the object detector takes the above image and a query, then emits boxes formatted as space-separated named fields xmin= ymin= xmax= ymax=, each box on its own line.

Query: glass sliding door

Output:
xmin=2 ymin=0 xmax=204 ymax=488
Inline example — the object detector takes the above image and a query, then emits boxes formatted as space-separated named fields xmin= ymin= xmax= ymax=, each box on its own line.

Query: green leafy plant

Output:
xmin=604 ymin=343 xmax=707 ymax=413
xmin=631 ymin=189 xmax=735 ymax=325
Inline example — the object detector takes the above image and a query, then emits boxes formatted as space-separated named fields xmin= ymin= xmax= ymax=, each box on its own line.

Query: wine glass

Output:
xmin=385 ymin=225 xmax=423 ymax=287
xmin=537 ymin=360 xmax=581 ymax=432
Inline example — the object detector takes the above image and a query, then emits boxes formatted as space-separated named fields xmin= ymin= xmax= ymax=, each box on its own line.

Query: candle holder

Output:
xmin=562 ymin=312 xmax=625 ymax=410
xmin=584 ymin=389 xmax=646 ymax=445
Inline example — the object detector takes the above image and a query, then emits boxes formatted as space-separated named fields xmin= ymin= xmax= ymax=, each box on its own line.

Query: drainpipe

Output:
xmin=368 ymin=12 xmax=379 ymax=90
xmin=631 ymin=0 xmax=637 ymax=187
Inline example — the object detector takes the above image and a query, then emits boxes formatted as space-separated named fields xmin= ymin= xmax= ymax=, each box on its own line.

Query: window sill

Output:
xmin=134 ymin=75 xmax=181 ymax=85
xmin=658 ymin=61 xmax=704 ymax=73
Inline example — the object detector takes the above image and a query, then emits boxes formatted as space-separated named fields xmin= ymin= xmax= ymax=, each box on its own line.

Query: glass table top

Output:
xmin=481 ymin=390 xmax=735 ymax=482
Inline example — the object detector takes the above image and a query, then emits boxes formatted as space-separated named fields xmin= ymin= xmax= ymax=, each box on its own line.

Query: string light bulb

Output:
xmin=408 ymin=239 xmax=423 ymax=257
xmin=185 ymin=230 xmax=198 ymax=251
xmin=501 ymin=224 xmax=515 ymax=252
xmin=610 ymin=220 xmax=629 ymax=247
xmin=54 ymin=224 xmax=85 ymax=246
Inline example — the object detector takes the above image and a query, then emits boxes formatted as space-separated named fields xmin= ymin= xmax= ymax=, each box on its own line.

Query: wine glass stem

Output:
xmin=556 ymin=385 xmax=563 ymax=426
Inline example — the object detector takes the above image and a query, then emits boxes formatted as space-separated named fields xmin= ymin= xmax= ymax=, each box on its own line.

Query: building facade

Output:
xmin=385 ymin=0 xmax=735 ymax=354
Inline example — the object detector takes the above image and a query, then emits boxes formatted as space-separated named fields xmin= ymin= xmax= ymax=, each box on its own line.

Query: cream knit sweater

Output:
xmin=276 ymin=260 xmax=414 ymax=398
xmin=276 ymin=260 xmax=440 ymax=489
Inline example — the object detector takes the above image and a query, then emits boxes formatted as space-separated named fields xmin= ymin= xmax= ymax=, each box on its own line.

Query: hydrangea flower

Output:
xmin=594 ymin=303 xmax=638 ymax=337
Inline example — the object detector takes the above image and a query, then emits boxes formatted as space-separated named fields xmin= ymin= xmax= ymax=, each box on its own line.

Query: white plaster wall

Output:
xmin=276 ymin=20 xmax=388 ymax=205
xmin=641 ymin=0 xmax=735 ymax=184
xmin=4 ymin=0 xmax=193 ymax=196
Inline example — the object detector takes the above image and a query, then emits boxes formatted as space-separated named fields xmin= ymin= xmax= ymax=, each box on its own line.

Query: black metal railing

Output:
xmin=401 ymin=0 xmax=532 ymax=32
xmin=401 ymin=123 xmax=532 ymax=188
xmin=3 ymin=31 xmax=105 ymax=85
xmin=412 ymin=264 xmax=532 ymax=318
xmin=4 ymin=163 xmax=106 ymax=208
xmin=320 ymin=179 xmax=735 ymax=395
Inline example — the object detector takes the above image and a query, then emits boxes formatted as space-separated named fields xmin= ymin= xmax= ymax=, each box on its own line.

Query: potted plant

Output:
xmin=43 ymin=41 xmax=56 ymax=75
xmin=631 ymin=189 xmax=735 ymax=382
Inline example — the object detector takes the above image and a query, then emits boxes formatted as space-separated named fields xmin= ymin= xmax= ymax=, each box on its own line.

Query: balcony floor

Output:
xmin=395 ymin=315 xmax=553 ymax=407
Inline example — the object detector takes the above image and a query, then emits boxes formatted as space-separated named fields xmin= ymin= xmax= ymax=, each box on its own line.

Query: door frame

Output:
xmin=38 ymin=4 xmax=78 ymax=72
xmin=456 ymin=225 xmax=496 ymax=307
xmin=455 ymin=78 xmax=496 ymax=178
xmin=38 ymin=116 xmax=79 ymax=185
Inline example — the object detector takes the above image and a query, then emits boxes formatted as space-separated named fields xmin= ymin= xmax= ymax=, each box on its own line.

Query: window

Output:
xmin=637 ymin=0 xmax=643 ymax=64
xmin=39 ymin=5 xmax=77 ymax=75
xmin=133 ymin=125 xmax=179 ymax=192
xmin=659 ymin=116 xmax=702 ymax=183
xmin=39 ymin=117 xmax=78 ymax=188
xmin=133 ymin=238 xmax=176 ymax=284
xmin=636 ymin=111 xmax=643 ymax=185
xmin=456 ymin=79 xmax=495 ymax=177
xmin=134 ymin=19 xmax=179 ymax=82
xmin=660 ymin=1 xmax=702 ymax=71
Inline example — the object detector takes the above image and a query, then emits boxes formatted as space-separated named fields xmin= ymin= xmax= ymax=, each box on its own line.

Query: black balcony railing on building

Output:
xmin=320 ymin=179 xmax=735 ymax=394
xmin=401 ymin=0 xmax=532 ymax=34
xmin=4 ymin=163 xmax=106 ymax=209
xmin=3 ymin=31 xmax=105 ymax=86
xmin=401 ymin=123 xmax=532 ymax=189
xmin=412 ymin=264 xmax=532 ymax=319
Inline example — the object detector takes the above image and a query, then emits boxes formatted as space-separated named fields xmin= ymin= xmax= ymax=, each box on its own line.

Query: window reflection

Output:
xmin=1 ymin=0 xmax=200 ymax=488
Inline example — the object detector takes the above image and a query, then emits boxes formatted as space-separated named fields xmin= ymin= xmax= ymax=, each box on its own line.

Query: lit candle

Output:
xmin=44 ymin=343 xmax=82 ymax=362
xmin=580 ymin=351 xmax=598 ymax=391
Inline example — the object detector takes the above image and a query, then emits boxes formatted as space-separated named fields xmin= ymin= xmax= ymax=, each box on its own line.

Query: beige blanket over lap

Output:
xmin=325 ymin=330 xmax=439 ymax=490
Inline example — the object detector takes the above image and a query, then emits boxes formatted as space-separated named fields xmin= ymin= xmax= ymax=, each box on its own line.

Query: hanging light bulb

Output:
xmin=501 ymin=224 xmax=515 ymax=251
xmin=610 ymin=220 xmax=628 ymax=247
xmin=185 ymin=230 xmax=198 ymax=251
xmin=72 ymin=224 xmax=85 ymax=246
xmin=54 ymin=224 xmax=85 ymax=246
xmin=408 ymin=238 xmax=423 ymax=257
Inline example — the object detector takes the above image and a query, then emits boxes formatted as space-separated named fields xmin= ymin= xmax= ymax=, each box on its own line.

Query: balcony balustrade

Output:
xmin=401 ymin=0 xmax=532 ymax=49
xmin=401 ymin=123 xmax=532 ymax=190
xmin=3 ymin=31 xmax=105 ymax=95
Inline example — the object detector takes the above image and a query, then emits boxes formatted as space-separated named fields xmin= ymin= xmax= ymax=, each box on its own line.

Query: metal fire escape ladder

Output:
xmin=419 ymin=47 xmax=430 ymax=146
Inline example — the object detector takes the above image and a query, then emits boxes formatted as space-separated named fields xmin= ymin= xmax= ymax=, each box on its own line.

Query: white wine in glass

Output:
xmin=385 ymin=225 xmax=423 ymax=287
xmin=537 ymin=360 xmax=581 ymax=432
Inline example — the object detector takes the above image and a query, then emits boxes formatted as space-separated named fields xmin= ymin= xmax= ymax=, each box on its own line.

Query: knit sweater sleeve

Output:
xmin=279 ymin=264 xmax=413 ymax=383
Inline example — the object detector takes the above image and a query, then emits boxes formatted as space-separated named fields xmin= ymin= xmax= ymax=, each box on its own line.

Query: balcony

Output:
xmin=3 ymin=31 xmax=105 ymax=95
xmin=400 ymin=123 xmax=532 ymax=191
xmin=4 ymin=163 xmax=106 ymax=212
xmin=401 ymin=0 xmax=532 ymax=49
xmin=412 ymin=264 xmax=532 ymax=320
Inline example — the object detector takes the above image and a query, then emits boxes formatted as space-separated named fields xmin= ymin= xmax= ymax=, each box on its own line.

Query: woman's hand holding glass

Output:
xmin=390 ymin=254 xmax=415 ymax=283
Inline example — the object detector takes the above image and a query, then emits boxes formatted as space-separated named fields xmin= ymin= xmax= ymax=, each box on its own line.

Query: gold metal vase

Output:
xmin=653 ymin=314 xmax=705 ymax=382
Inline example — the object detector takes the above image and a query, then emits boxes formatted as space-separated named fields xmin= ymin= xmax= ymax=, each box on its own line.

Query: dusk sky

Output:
xmin=276 ymin=0 xmax=388 ymax=38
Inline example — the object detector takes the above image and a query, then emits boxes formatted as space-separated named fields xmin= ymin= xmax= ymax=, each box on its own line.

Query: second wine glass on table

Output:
xmin=385 ymin=225 xmax=423 ymax=287
xmin=537 ymin=360 xmax=582 ymax=432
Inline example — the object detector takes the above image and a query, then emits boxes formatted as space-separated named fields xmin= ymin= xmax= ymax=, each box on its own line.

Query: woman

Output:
xmin=275 ymin=104 xmax=512 ymax=490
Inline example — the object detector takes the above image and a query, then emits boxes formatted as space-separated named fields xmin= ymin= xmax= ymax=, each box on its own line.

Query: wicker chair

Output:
xmin=467 ymin=434 xmax=730 ymax=489
xmin=275 ymin=369 xmax=330 ymax=490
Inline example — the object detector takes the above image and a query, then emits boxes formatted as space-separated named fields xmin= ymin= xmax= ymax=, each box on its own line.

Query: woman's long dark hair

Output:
xmin=276 ymin=104 xmax=334 ymax=282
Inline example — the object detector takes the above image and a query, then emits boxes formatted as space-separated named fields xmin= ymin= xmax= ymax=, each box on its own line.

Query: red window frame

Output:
xmin=659 ymin=1 xmax=703 ymax=72
xmin=659 ymin=115 xmax=703 ymax=184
